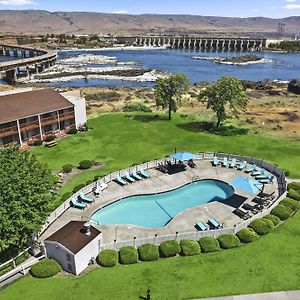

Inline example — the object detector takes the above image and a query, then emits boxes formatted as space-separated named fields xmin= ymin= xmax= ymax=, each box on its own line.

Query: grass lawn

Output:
xmin=1 ymin=211 xmax=300 ymax=300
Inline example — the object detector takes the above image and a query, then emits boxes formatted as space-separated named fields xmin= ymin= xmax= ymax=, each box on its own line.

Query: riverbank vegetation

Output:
xmin=268 ymin=40 xmax=300 ymax=52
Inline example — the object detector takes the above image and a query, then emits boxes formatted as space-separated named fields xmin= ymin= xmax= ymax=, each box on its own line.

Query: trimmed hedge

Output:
xmin=97 ymin=249 xmax=118 ymax=267
xmin=62 ymin=164 xmax=73 ymax=173
xmin=217 ymin=234 xmax=240 ymax=249
xmin=288 ymin=182 xmax=300 ymax=192
xmin=61 ymin=192 xmax=72 ymax=202
xmin=30 ymin=258 xmax=61 ymax=278
xmin=263 ymin=214 xmax=281 ymax=226
xmin=236 ymin=228 xmax=259 ymax=243
xmin=271 ymin=204 xmax=293 ymax=221
xmin=159 ymin=240 xmax=181 ymax=258
xmin=119 ymin=246 xmax=138 ymax=265
xmin=44 ymin=135 xmax=55 ymax=142
xmin=249 ymin=218 xmax=274 ymax=235
xmin=180 ymin=240 xmax=201 ymax=256
xmin=67 ymin=127 xmax=78 ymax=135
xmin=281 ymin=197 xmax=300 ymax=212
xmin=138 ymin=244 xmax=159 ymax=261
xmin=32 ymin=139 xmax=43 ymax=146
xmin=198 ymin=237 xmax=220 ymax=253
xmin=72 ymin=183 xmax=85 ymax=193
xmin=287 ymin=189 xmax=300 ymax=201
xmin=78 ymin=160 xmax=93 ymax=170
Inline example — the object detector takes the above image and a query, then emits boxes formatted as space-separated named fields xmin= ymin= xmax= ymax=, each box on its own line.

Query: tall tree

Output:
xmin=154 ymin=73 xmax=189 ymax=120
xmin=0 ymin=146 xmax=54 ymax=253
xmin=198 ymin=76 xmax=248 ymax=127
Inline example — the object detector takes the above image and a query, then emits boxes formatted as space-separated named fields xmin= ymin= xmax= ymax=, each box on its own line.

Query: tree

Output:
xmin=154 ymin=73 xmax=189 ymax=120
xmin=0 ymin=146 xmax=54 ymax=253
xmin=198 ymin=77 xmax=248 ymax=127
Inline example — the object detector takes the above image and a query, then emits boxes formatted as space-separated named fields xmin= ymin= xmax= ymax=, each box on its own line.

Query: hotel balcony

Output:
xmin=59 ymin=111 xmax=75 ymax=122
xmin=0 ymin=125 xmax=18 ymax=138
xmin=19 ymin=120 xmax=40 ymax=132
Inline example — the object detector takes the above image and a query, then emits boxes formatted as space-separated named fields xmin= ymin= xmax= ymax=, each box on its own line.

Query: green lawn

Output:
xmin=1 ymin=212 xmax=300 ymax=300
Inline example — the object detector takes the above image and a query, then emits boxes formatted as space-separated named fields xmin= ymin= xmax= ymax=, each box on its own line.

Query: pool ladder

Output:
xmin=191 ymin=176 xmax=199 ymax=182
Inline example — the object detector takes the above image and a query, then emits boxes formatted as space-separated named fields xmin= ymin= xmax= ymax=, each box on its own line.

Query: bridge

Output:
xmin=117 ymin=36 xmax=267 ymax=52
xmin=0 ymin=44 xmax=57 ymax=84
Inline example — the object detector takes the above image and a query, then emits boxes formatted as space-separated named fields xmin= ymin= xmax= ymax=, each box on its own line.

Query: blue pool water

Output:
xmin=91 ymin=179 xmax=234 ymax=228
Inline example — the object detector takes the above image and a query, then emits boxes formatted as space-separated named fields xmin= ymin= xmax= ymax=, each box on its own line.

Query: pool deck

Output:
xmin=39 ymin=160 xmax=278 ymax=244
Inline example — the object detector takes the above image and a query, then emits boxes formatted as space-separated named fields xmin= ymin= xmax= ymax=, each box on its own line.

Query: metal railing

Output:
xmin=40 ymin=152 xmax=287 ymax=244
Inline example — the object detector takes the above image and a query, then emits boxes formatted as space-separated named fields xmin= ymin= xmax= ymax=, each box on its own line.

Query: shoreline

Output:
xmin=59 ymin=45 xmax=168 ymax=52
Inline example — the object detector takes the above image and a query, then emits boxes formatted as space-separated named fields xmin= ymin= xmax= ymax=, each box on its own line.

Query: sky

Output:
xmin=0 ymin=0 xmax=299 ymax=18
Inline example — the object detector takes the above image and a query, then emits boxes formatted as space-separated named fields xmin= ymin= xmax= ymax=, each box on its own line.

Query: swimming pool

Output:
xmin=91 ymin=179 xmax=234 ymax=228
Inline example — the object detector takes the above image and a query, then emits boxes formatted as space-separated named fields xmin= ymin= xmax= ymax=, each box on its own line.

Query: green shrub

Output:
xmin=62 ymin=164 xmax=73 ymax=173
xmin=123 ymin=101 xmax=152 ymax=113
xmin=78 ymin=160 xmax=93 ymax=170
xmin=44 ymin=135 xmax=56 ymax=142
xmin=30 ymin=258 xmax=61 ymax=278
xmin=97 ymin=250 xmax=118 ymax=267
xmin=263 ymin=214 xmax=281 ymax=226
xmin=72 ymin=183 xmax=85 ymax=193
xmin=236 ymin=228 xmax=259 ymax=243
xmin=288 ymin=182 xmax=300 ymax=192
xmin=287 ymin=189 xmax=300 ymax=201
xmin=85 ymin=179 xmax=93 ymax=185
xmin=32 ymin=139 xmax=43 ymax=146
xmin=119 ymin=246 xmax=138 ymax=264
xmin=138 ymin=244 xmax=159 ymax=261
xmin=249 ymin=218 xmax=274 ymax=235
xmin=180 ymin=240 xmax=201 ymax=256
xmin=159 ymin=240 xmax=181 ymax=258
xmin=61 ymin=192 xmax=72 ymax=202
xmin=217 ymin=234 xmax=240 ymax=249
xmin=67 ymin=127 xmax=78 ymax=135
xmin=198 ymin=237 xmax=220 ymax=253
xmin=281 ymin=197 xmax=300 ymax=211
xmin=271 ymin=204 xmax=293 ymax=220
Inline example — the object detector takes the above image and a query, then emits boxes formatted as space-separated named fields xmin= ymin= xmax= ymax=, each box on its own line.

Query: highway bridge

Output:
xmin=0 ymin=44 xmax=57 ymax=84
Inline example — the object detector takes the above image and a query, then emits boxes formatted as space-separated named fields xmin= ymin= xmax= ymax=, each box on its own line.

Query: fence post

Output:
xmin=175 ymin=231 xmax=178 ymax=241
xmin=154 ymin=234 xmax=157 ymax=245
xmin=12 ymin=258 xmax=16 ymax=268
xmin=114 ymin=239 xmax=117 ymax=250
xmin=133 ymin=236 xmax=136 ymax=248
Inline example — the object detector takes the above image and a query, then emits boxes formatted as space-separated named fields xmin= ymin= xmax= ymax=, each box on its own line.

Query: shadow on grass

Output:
xmin=128 ymin=114 xmax=170 ymax=123
xmin=177 ymin=121 xmax=249 ymax=136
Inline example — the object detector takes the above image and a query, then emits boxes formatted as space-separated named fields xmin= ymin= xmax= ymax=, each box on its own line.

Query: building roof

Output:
xmin=0 ymin=88 xmax=74 ymax=124
xmin=45 ymin=221 xmax=101 ymax=254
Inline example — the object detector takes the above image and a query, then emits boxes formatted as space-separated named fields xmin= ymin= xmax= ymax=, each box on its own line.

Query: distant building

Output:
xmin=0 ymin=88 xmax=87 ymax=147
xmin=44 ymin=221 xmax=101 ymax=275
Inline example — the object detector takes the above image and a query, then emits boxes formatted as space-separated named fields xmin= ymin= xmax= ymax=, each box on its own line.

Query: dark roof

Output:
xmin=45 ymin=221 xmax=101 ymax=254
xmin=0 ymin=89 xmax=74 ymax=124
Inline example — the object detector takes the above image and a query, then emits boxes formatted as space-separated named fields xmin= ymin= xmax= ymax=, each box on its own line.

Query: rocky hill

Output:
xmin=0 ymin=10 xmax=299 ymax=37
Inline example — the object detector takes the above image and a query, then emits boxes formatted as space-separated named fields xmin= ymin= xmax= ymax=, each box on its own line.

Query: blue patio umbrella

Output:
xmin=230 ymin=176 xmax=263 ymax=195
xmin=170 ymin=151 xmax=198 ymax=161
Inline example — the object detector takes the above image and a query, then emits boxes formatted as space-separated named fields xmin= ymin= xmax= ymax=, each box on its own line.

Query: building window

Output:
xmin=66 ymin=253 xmax=71 ymax=262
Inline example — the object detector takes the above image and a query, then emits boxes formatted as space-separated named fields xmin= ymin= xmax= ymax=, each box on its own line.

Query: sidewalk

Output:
xmin=197 ymin=290 xmax=300 ymax=300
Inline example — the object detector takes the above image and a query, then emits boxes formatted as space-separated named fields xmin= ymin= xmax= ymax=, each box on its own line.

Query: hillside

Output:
xmin=0 ymin=10 xmax=299 ymax=37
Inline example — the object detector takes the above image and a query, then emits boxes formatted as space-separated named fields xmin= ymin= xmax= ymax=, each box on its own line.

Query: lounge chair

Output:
xmin=139 ymin=168 xmax=150 ymax=178
xmin=259 ymin=175 xmax=275 ymax=184
xmin=212 ymin=156 xmax=219 ymax=166
xmin=255 ymin=171 xmax=271 ymax=180
xmin=245 ymin=164 xmax=257 ymax=173
xmin=100 ymin=182 xmax=108 ymax=190
xmin=229 ymin=159 xmax=237 ymax=168
xmin=79 ymin=192 xmax=94 ymax=203
xmin=242 ymin=203 xmax=258 ymax=214
xmin=233 ymin=208 xmax=249 ymax=220
xmin=188 ymin=159 xmax=197 ymax=168
xmin=116 ymin=175 xmax=127 ymax=185
xmin=251 ymin=168 xmax=265 ymax=177
xmin=131 ymin=170 xmax=142 ymax=180
xmin=70 ymin=198 xmax=87 ymax=210
xmin=125 ymin=172 xmax=135 ymax=183
xmin=208 ymin=218 xmax=222 ymax=229
xmin=196 ymin=222 xmax=207 ymax=231
xmin=222 ymin=157 xmax=228 ymax=167
xmin=237 ymin=161 xmax=247 ymax=170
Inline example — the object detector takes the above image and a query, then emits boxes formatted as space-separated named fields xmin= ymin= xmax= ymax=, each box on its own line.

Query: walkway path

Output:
xmin=197 ymin=290 xmax=300 ymax=300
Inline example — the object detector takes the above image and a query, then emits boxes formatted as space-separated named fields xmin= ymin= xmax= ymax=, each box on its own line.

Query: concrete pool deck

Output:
xmin=39 ymin=160 xmax=278 ymax=244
